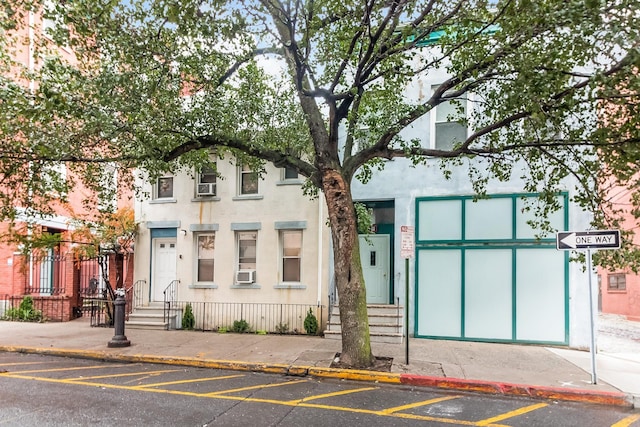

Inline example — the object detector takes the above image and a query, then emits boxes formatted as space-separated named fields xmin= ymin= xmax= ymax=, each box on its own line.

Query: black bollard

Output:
xmin=108 ymin=289 xmax=131 ymax=348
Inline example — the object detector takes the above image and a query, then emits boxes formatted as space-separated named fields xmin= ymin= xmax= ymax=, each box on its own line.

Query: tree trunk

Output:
xmin=321 ymin=168 xmax=375 ymax=368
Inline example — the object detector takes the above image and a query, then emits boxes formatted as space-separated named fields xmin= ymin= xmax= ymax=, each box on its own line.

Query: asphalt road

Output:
xmin=0 ymin=353 xmax=638 ymax=427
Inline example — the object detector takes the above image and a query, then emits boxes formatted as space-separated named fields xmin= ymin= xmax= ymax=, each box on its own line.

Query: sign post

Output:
xmin=400 ymin=226 xmax=414 ymax=365
xmin=556 ymin=229 xmax=620 ymax=384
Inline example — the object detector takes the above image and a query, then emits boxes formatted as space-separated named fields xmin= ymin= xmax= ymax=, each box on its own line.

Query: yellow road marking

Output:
xmin=204 ymin=379 xmax=309 ymax=396
xmin=286 ymin=386 xmax=378 ymax=404
xmin=66 ymin=369 xmax=180 ymax=381
xmin=381 ymin=395 xmax=461 ymax=414
xmin=612 ymin=414 xmax=640 ymax=427
xmin=0 ymin=371 xmax=544 ymax=427
xmin=0 ymin=362 xmax=56 ymax=367
xmin=476 ymin=402 xmax=548 ymax=426
xmin=296 ymin=402 xmax=508 ymax=426
xmin=133 ymin=374 xmax=245 ymax=389
xmin=7 ymin=364 xmax=131 ymax=374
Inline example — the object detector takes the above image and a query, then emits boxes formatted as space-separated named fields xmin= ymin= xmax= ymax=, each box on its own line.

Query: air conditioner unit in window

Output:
xmin=236 ymin=270 xmax=256 ymax=284
xmin=197 ymin=183 xmax=215 ymax=196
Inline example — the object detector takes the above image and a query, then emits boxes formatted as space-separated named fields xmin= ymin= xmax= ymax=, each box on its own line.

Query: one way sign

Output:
xmin=556 ymin=230 xmax=621 ymax=250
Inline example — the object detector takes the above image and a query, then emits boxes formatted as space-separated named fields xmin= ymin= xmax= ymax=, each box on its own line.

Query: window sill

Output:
xmin=232 ymin=195 xmax=264 ymax=201
xmin=150 ymin=198 xmax=177 ymax=204
xmin=274 ymin=283 xmax=306 ymax=289
xmin=189 ymin=283 xmax=218 ymax=289
xmin=276 ymin=179 xmax=304 ymax=186
xmin=191 ymin=196 xmax=221 ymax=202
xmin=607 ymin=289 xmax=627 ymax=294
xmin=231 ymin=283 xmax=261 ymax=289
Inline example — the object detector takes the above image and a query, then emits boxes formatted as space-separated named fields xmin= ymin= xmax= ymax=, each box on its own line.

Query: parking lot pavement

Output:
xmin=1 ymin=353 xmax=639 ymax=427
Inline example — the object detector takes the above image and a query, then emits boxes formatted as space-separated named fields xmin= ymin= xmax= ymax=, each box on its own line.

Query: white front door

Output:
xmin=152 ymin=238 xmax=177 ymax=302
xmin=359 ymin=234 xmax=390 ymax=304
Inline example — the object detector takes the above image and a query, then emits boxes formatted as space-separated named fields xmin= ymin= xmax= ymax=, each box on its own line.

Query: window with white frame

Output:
xmin=432 ymin=86 xmax=468 ymax=150
xmin=98 ymin=163 xmax=118 ymax=212
xmin=282 ymin=166 xmax=298 ymax=180
xmin=238 ymin=164 xmax=258 ymax=195
xmin=236 ymin=231 xmax=257 ymax=283
xmin=196 ymin=164 xmax=217 ymax=197
xmin=41 ymin=160 xmax=67 ymax=189
xmin=42 ymin=0 xmax=65 ymax=39
xmin=42 ymin=0 xmax=56 ymax=35
xmin=196 ymin=233 xmax=215 ymax=282
xmin=155 ymin=176 xmax=174 ymax=199
xmin=281 ymin=230 xmax=302 ymax=282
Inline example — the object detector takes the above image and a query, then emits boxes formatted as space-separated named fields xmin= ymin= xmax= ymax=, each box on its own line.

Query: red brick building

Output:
xmin=599 ymin=187 xmax=640 ymax=322
xmin=0 ymin=3 xmax=133 ymax=321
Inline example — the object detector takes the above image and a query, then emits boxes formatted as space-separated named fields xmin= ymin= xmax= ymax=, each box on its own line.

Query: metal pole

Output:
xmin=108 ymin=288 xmax=131 ymax=348
xmin=587 ymin=249 xmax=597 ymax=384
xmin=405 ymin=258 xmax=409 ymax=365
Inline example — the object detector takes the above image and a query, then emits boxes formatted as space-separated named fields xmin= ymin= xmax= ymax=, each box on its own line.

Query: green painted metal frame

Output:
xmin=414 ymin=193 xmax=570 ymax=346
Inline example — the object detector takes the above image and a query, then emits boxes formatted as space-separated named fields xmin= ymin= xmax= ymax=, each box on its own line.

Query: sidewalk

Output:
xmin=0 ymin=314 xmax=638 ymax=408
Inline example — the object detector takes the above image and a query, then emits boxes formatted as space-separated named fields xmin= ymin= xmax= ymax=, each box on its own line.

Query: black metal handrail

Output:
xmin=163 ymin=280 xmax=179 ymax=330
xmin=327 ymin=291 xmax=336 ymax=331
xmin=125 ymin=279 xmax=146 ymax=318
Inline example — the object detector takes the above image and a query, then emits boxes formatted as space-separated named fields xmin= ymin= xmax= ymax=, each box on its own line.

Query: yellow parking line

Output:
xmin=133 ymin=374 xmax=245 ymax=389
xmin=8 ymin=364 xmax=131 ymax=374
xmin=0 ymin=372 xmax=510 ymax=426
xmin=2 ymin=373 xmax=203 ymax=397
xmin=66 ymin=369 xmax=181 ymax=381
xmin=476 ymin=402 xmax=548 ymax=426
xmin=298 ymin=402 xmax=508 ymax=426
xmin=204 ymin=379 xmax=309 ymax=396
xmin=287 ymin=386 xmax=378 ymax=404
xmin=381 ymin=395 xmax=461 ymax=414
xmin=0 ymin=362 xmax=55 ymax=367
xmin=612 ymin=414 xmax=640 ymax=427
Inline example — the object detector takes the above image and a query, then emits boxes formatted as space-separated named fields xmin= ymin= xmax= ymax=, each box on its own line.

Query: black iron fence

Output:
xmin=77 ymin=256 xmax=108 ymax=298
xmin=82 ymin=297 xmax=113 ymax=327
xmin=20 ymin=253 xmax=68 ymax=295
xmin=170 ymin=301 xmax=324 ymax=335
xmin=13 ymin=253 xmax=108 ymax=297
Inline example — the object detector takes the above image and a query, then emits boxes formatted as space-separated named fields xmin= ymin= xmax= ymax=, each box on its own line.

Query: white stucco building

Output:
xmin=132 ymin=157 xmax=331 ymax=333
xmin=348 ymin=51 xmax=594 ymax=349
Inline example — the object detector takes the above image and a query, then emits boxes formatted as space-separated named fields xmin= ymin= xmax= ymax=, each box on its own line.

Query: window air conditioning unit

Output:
xmin=197 ymin=183 xmax=215 ymax=196
xmin=236 ymin=270 xmax=256 ymax=284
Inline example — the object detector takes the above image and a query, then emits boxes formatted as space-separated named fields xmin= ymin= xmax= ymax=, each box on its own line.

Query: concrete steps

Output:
xmin=126 ymin=303 xmax=181 ymax=330
xmin=324 ymin=304 xmax=404 ymax=344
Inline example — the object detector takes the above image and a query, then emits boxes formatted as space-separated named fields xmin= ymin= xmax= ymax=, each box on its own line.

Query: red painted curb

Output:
xmin=399 ymin=374 xmax=633 ymax=407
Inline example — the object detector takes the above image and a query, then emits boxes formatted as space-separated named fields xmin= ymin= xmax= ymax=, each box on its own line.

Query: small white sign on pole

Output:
xmin=400 ymin=225 xmax=415 ymax=259
xmin=400 ymin=225 xmax=415 ymax=364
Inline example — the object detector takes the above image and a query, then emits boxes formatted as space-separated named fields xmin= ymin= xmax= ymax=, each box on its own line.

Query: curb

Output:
xmin=0 ymin=345 xmax=634 ymax=408
xmin=398 ymin=374 xmax=634 ymax=408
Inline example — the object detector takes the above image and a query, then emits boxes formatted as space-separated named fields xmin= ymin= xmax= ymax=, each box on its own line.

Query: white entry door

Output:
xmin=359 ymin=234 xmax=390 ymax=304
xmin=152 ymin=238 xmax=177 ymax=302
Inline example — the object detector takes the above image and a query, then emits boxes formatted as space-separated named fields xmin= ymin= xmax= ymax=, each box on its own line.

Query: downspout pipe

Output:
xmin=317 ymin=193 xmax=323 ymax=307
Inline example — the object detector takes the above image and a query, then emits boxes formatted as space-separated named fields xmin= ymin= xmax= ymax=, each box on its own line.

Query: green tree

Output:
xmin=1 ymin=0 xmax=639 ymax=367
